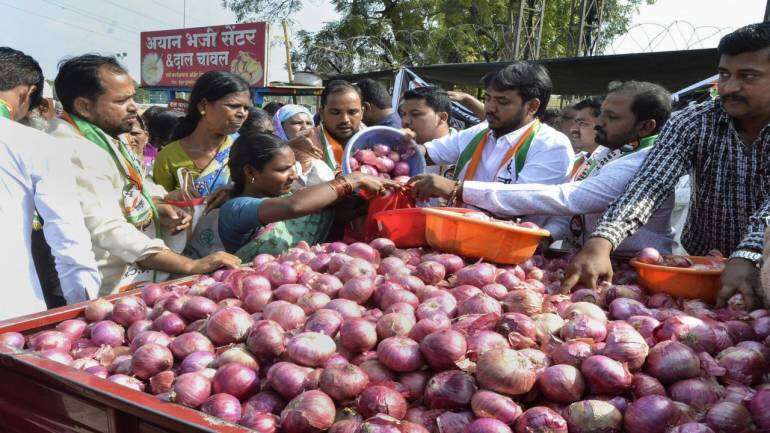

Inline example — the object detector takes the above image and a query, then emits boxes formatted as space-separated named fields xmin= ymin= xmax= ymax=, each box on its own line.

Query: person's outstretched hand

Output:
xmin=561 ymin=237 xmax=614 ymax=293
xmin=346 ymin=172 xmax=401 ymax=196
xmin=188 ymin=251 xmax=242 ymax=274
xmin=717 ymin=258 xmax=760 ymax=311
xmin=407 ymin=173 xmax=456 ymax=201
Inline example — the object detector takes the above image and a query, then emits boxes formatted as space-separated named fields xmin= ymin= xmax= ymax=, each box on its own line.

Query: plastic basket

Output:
xmin=630 ymin=256 xmax=724 ymax=303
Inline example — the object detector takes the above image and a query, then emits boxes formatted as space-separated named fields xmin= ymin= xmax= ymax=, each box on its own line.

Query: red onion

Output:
xmin=131 ymin=343 xmax=173 ymax=379
xmin=627 ymin=315 xmax=660 ymax=346
xmin=266 ymin=262 xmax=299 ymax=286
xmin=319 ymin=363 xmax=369 ymax=402
xmin=89 ymin=321 xmax=124 ymax=347
xmin=481 ymin=283 xmax=508 ymax=301
xmin=130 ymin=330 xmax=172 ymax=352
xmin=632 ymin=373 xmax=665 ymax=398
xmin=180 ymin=296 xmax=218 ymax=321
xmin=357 ymin=385 xmax=408 ymax=419
xmin=385 ymin=302 xmax=416 ymax=318
xmin=563 ymin=302 xmax=608 ymax=323
xmin=141 ymin=283 xmax=167 ymax=306
xmin=38 ymin=348 xmax=73 ymax=365
xmin=425 ymin=370 xmax=477 ymax=410
xmin=328 ymin=419 xmax=361 ymax=433
xmin=437 ymin=411 xmax=474 ymax=433
xmin=380 ymin=256 xmax=408 ymax=277
xmin=308 ymin=275 xmax=343 ymax=298
xmin=399 ymin=371 xmax=430 ymax=401
xmin=706 ymin=401 xmax=753 ymax=433
xmin=420 ymin=329 xmax=467 ymax=370
xmin=271 ymin=284 xmax=308 ymax=304
xmin=108 ymin=374 xmax=146 ymax=392
xmin=244 ymin=391 xmax=286 ymax=415
xmin=377 ymin=337 xmax=424 ymax=372
xmin=213 ymin=362 xmax=259 ymax=400
xmin=240 ymin=273 xmax=272 ymax=295
xmin=736 ymin=340 xmax=770 ymax=363
xmin=200 ymin=393 xmax=242 ymax=423
xmin=669 ymin=423 xmax=716 ymax=433
xmin=467 ymin=418 xmax=513 ymax=433
xmin=263 ymin=300 xmax=307 ymax=331
xmin=340 ymin=318 xmax=378 ymax=352
xmin=149 ymin=370 xmax=175 ymax=394
xmin=608 ymin=298 xmax=651 ymax=320
xmin=459 ymin=294 xmax=502 ymax=316
xmin=419 ymin=292 xmax=458 ymax=319
xmin=636 ymin=247 xmax=661 ymax=264
xmin=370 ymin=237 xmax=396 ymax=256
xmin=346 ymin=242 xmax=380 ymax=262
xmin=563 ymin=400 xmax=622 ymax=433
xmin=476 ymin=348 xmax=536 ymax=396
xmin=56 ymin=319 xmax=87 ymax=341
xmin=471 ymin=390 xmax=522 ymax=425
xmin=29 ymin=329 xmax=71 ymax=352
xmin=415 ymin=261 xmax=446 ymax=285
xmin=603 ymin=320 xmax=649 ymax=370
xmin=623 ymin=395 xmax=681 ymax=433
xmin=519 ymin=348 xmax=550 ymax=375
xmin=110 ymin=296 xmax=147 ymax=326
xmin=552 ymin=340 xmax=594 ymax=368
xmin=267 ymin=362 xmax=313 ymax=399
xmin=645 ymin=341 xmax=700 ymax=384
xmin=172 ymin=372 xmax=211 ymax=407
xmin=538 ymin=364 xmax=584 ymax=403
xmin=502 ymin=289 xmax=543 ymax=316
xmin=581 ymin=355 xmax=633 ymax=394
xmin=206 ymin=282 xmax=235 ymax=302
xmin=725 ymin=320 xmax=758 ymax=342
xmin=668 ymin=378 xmax=720 ymax=409
xmin=337 ymin=258 xmax=377 ymax=282
xmin=570 ymin=288 xmax=603 ymax=306
xmin=723 ymin=385 xmax=756 ymax=404
xmin=305 ymin=309 xmax=343 ymax=336
xmin=716 ymin=345 xmax=766 ymax=385
xmin=451 ymin=285 xmax=482 ymax=304
xmin=180 ymin=351 xmax=216 ymax=373
xmin=749 ymin=389 xmax=770 ymax=430
xmin=215 ymin=344 xmax=259 ymax=369
xmin=281 ymin=390 xmax=336 ymax=433
xmin=286 ymin=332 xmax=336 ymax=367
xmin=560 ymin=315 xmax=607 ymax=342
xmin=514 ymin=407 xmax=567 ymax=433
xmin=85 ymin=365 xmax=109 ymax=378
xmin=655 ymin=316 xmax=717 ymax=354
xmin=466 ymin=330 xmax=510 ymax=360
xmin=376 ymin=313 xmax=415 ymax=340
xmin=151 ymin=311 xmax=185 ymax=336
xmin=169 ymin=331 xmax=214 ymax=360
xmin=85 ymin=298 xmax=113 ymax=322
xmin=359 ymin=359 xmax=396 ymax=382
xmin=126 ymin=319 xmax=153 ymax=341
xmin=0 ymin=332 xmax=25 ymax=352
xmin=205 ymin=306 xmax=253 ymax=346
xmin=456 ymin=263 xmax=497 ymax=287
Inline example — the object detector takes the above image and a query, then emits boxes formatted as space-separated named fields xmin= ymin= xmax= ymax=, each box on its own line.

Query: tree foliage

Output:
xmin=224 ymin=0 xmax=655 ymax=75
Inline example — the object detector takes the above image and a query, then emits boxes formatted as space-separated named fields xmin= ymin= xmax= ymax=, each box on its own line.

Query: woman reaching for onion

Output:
xmin=186 ymin=133 xmax=399 ymax=261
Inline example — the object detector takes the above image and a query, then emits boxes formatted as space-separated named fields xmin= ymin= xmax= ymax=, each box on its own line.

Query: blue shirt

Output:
xmin=378 ymin=111 xmax=402 ymax=128
xmin=218 ymin=196 xmax=264 ymax=253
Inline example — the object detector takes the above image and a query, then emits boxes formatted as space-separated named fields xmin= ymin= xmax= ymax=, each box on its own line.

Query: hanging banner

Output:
xmin=140 ymin=22 xmax=269 ymax=88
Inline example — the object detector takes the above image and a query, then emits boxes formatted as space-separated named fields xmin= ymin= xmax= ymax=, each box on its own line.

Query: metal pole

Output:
xmin=183 ymin=0 xmax=187 ymax=27
xmin=282 ymin=20 xmax=294 ymax=82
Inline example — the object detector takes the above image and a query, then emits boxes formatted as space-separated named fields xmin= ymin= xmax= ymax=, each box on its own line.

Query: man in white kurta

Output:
xmin=408 ymin=63 xmax=573 ymax=223
xmin=459 ymin=81 xmax=676 ymax=255
xmin=0 ymin=117 xmax=100 ymax=318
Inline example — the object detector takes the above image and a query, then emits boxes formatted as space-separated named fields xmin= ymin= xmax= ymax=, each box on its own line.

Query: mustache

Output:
xmin=722 ymin=94 xmax=747 ymax=103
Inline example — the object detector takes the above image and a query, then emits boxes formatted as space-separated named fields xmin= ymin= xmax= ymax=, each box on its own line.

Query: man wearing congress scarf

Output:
xmin=0 ymin=47 xmax=100 ymax=317
xmin=49 ymin=54 xmax=240 ymax=294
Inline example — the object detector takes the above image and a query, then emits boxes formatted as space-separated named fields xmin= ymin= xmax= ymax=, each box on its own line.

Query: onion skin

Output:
xmin=420 ymin=329 xmax=467 ymax=370
xmin=281 ymin=390 xmax=336 ymax=433
xmin=172 ymin=372 xmax=211 ymax=408
xmin=319 ymin=363 xmax=369 ymax=403
xmin=563 ymin=400 xmax=622 ymax=433
xmin=476 ymin=348 xmax=536 ymax=396
xmin=623 ymin=395 xmax=681 ymax=433
xmin=212 ymin=363 xmax=259 ymax=400
xmin=514 ymin=407 xmax=567 ymax=433
xmin=645 ymin=341 xmax=700 ymax=384
xmin=580 ymin=355 xmax=633 ymax=395
xmin=357 ymin=385 xmax=408 ymax=419
xmin=471 ymin=390 xmax=522 ymax=425
xmin=538 ymin=365 xmax=585 ymax=404
xmin=705 ymin=401 xmax=753 ymax=433
xmin=201 ymin=393 xmax=242 ymax=423
xmin=425 ymin=370 xmax=477 ymax=410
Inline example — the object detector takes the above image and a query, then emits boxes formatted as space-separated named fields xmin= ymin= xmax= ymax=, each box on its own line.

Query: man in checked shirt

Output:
xmin=562 ymin=22 xmax=770 ymax=309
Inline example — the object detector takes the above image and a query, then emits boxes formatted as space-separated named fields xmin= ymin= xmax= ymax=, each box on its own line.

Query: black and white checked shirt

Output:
xmin=593 ymin=99 xmax=770 ymax=255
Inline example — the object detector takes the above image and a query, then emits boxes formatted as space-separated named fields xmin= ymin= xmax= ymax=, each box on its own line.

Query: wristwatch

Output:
xmin=729 ymin=250 xmax=763 ymax=267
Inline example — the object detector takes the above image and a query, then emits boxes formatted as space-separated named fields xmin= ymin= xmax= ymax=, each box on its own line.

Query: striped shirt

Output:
xmin=593 ymin=99 xmax=770 ymax=255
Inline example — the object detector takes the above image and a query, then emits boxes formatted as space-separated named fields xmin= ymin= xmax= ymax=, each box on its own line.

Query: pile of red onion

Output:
xmin=351 ymin=144 xmax=411 ymax=183
xmin=3 ymin=239 xmax=770 ymax=433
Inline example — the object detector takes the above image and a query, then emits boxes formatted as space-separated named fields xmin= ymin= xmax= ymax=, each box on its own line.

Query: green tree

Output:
xmin=224 ymin=0 xmax=654 ymax=75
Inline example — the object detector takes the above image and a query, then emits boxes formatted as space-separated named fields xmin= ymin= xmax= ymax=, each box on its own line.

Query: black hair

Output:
xmin=239 ymin=107 xmax=273 ymax=135
xmin=173 ymin=71 xmax=250 ymax=140
xmin=229 ymin=132 xmax=289 ymax=196
xmin=481 ymin=61 xmax=552 ymax=116
xmin=262 ymin=101 xmax=285 ymax=117
xmin=402 ymin=87 xmax=452 ymax=118
xmin=321 ymin=80 xmax=361 ymax=107
xmin=143 ymin=107 xmax=181 ymax=149
xmin=608 ymin=81 xmax=672 ymax=133
xmin=718 ymin=22 xmax=770 ymax=57
xmin=355 ymin=78 xmax=391 ymax=109
xmin=573 ymin=97 xmax=603 ymax=117
xmin=540 ymin=108 xmax=560 ymax=125
xmin=55 ymin=54 xmax=127 ymax=114
xmin=0 ymin=47 xmax=44 ymax=110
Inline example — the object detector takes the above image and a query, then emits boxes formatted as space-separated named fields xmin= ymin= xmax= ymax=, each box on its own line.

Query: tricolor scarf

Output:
xmin=573 ymin=134 xmax=657 ymax=181
xmin=0 ymin=99 xmax=12 ymax=120
xmin=62 ymin=112 xmax=159 ymax=232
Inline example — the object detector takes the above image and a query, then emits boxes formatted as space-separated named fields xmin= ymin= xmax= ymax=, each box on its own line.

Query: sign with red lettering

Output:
xmin=140 ymin=22 xmax=268 ymax=88
xmin=167 ymin=98 xmax=189 ymax=114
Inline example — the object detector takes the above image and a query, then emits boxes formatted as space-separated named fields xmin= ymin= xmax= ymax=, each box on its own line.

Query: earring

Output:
xmin=200 ymin=110 xmax=206 ymax=116
xmin=250 ymin=176 xmax=255 ymax=183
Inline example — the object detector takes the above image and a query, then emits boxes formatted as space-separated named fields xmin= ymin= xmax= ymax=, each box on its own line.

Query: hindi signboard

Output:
xmin=140 ymin=22 xmax=268 ymax=88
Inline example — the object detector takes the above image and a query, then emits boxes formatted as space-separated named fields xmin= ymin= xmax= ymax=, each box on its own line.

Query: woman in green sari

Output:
xmin=186 ymin=133 xmax=398 ymax=260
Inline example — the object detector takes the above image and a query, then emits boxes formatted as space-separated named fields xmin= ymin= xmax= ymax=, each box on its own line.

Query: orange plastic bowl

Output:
xmin=629 ymin=256 xmax=724 ymax=303
xmin=423 ymin=208 xmax=550 ymax=264
xmin=372 ymin=207 xmax=473 ymax=248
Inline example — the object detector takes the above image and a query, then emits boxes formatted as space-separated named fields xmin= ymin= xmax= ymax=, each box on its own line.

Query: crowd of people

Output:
xmin=2 ymin=22 xmax=770 ymax=320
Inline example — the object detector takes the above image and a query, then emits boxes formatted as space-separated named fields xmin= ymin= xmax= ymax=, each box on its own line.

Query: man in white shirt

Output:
xmin=459 ymin=81 xmax=675 ymax=255
xmin=50 ymin=54 xmax=241 ymax=294
xmin=0 ymin=47 xmax=100 ymax=318
xmin=407 ymin=62 xmax=574 ymax=216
